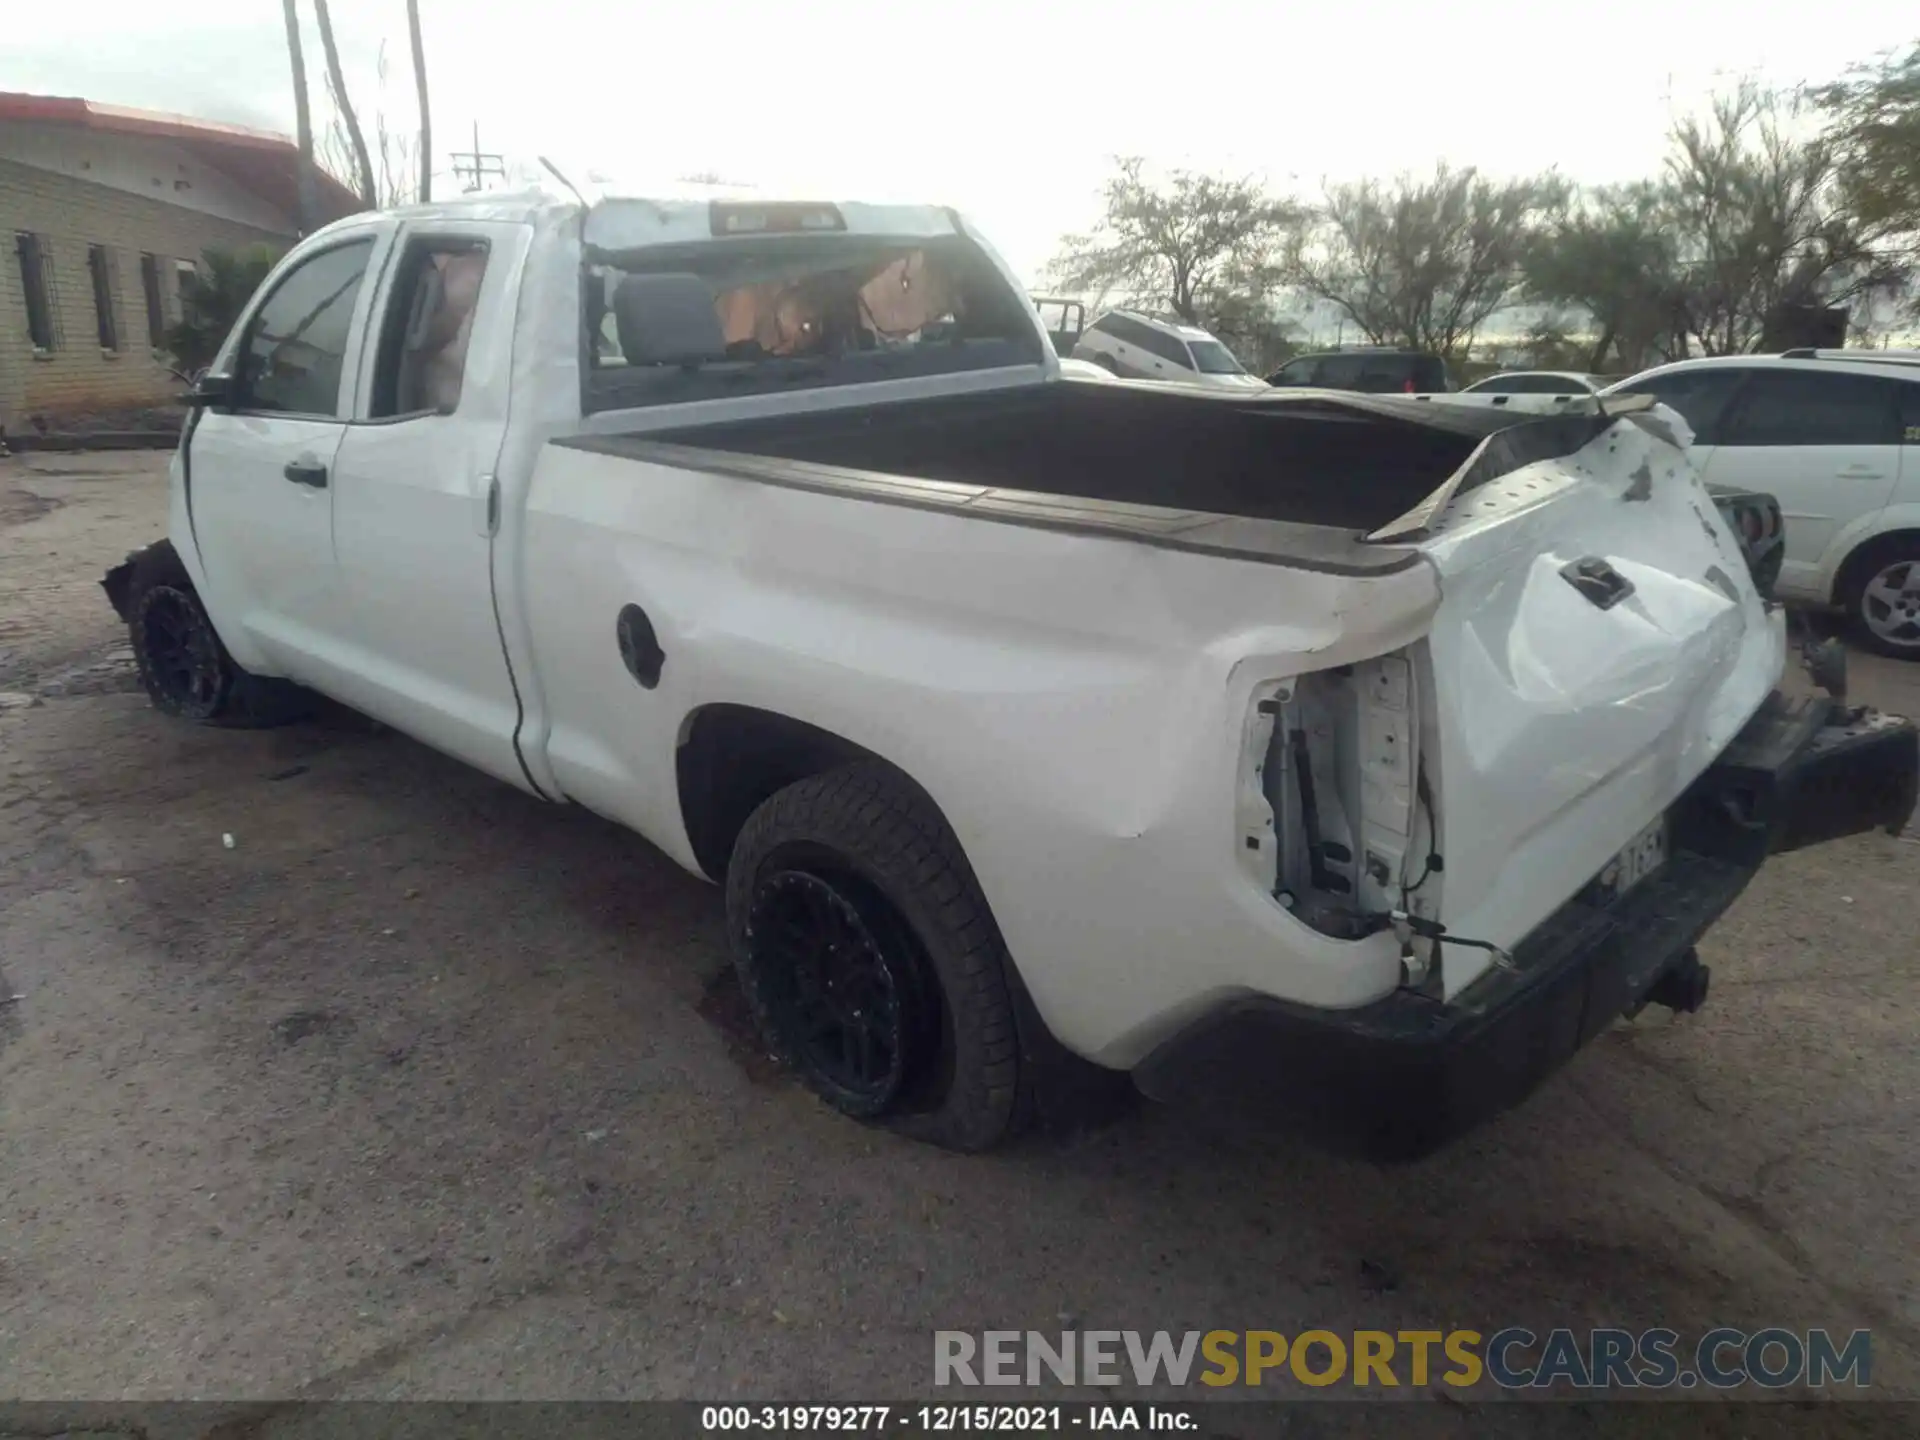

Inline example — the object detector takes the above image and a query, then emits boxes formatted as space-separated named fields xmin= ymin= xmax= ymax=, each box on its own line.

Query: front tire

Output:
xmin=1841 ymin=539 xmax=1920 ymax=660
xmin=125 ymin=542 xmax=314 ymax=726
xmin=725 ymin=762 xmax=1026 ymax=1151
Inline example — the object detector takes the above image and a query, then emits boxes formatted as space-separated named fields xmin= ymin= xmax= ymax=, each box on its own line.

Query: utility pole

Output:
xmin=449 ymin=122 xmax=506 ymax=194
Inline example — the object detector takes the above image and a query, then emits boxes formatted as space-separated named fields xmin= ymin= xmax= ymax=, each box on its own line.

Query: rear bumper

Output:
xmin=1131 ymin=692 xmax=1919 ymax=1161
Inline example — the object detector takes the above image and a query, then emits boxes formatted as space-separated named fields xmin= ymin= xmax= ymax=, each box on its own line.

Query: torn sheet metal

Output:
xmin=1366 ymin=392 xmax=1665 ymax=542
xmin=1410 ymin=408 xmax=1781 ymax=996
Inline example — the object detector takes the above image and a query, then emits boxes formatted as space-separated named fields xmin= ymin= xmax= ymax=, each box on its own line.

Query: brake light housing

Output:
xmin=1709 ymin=489 xmax=1785 ymax=600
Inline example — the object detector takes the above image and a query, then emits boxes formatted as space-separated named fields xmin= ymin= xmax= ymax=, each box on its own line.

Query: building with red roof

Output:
xmin=2 ymin=91 xmax=363 ymax=429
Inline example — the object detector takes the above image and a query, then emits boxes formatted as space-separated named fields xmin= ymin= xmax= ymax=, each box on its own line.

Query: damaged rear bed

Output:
xmin=565 ymin=378 xmax=1630 ymax=551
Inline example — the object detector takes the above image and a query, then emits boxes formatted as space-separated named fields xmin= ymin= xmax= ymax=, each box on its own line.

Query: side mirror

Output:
xmin=183 ymin=372 xmax=231 ymax=409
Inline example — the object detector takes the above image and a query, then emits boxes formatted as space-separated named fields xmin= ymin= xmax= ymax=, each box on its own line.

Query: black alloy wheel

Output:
xmin=135 ymin=583 xmax=229 ymax=719
xmin=743 ymin=866 xmax=928 ymax=1116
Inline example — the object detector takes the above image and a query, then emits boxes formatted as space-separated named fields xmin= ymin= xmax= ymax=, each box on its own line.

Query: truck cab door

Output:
xmin=186 ymin=228 xmax=390 ymax=683
xmin=324 ymin=219 xmax=535 ymax=789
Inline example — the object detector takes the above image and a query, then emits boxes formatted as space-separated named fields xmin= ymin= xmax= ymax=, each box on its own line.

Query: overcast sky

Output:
xmin=5 ymin=0 xmax=1915 ymax=284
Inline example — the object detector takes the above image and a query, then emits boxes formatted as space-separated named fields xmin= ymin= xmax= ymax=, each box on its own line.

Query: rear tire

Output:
xmin=1840 ymin=538 xmax=1920 ymax=661
xmin=725 ymin=762 xmax=1026 ymax=1151
xmin=125 ymin=542 xmax=314 ymax=726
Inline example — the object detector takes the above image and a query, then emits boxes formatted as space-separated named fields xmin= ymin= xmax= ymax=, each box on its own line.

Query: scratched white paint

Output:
xmin=168 ymin=188 xmax=1785 ymax=1065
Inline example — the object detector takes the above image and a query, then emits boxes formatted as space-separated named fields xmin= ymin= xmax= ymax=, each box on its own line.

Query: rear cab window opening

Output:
xmin=582 ymin=229 xmax=1045 ymax=414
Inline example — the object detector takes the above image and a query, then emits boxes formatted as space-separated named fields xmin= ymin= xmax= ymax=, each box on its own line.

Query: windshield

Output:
xmin=1187 ymin=339 xmax=1244 ymax=374
xmin=584 ymin=235 xmax=1043 ymax=412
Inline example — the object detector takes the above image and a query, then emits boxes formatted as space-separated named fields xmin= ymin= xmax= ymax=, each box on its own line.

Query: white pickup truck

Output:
xmin=104 ymin=190 xmax=1919 ymax=1159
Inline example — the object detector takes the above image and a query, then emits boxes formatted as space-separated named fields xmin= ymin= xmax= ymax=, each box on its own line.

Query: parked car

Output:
xmin=1267 ymin=348 xmax=1452 ymax=394
xmin=1071 ymin=309 xmax=1267 ymax=390
xmin=1604 ymin=351 xmax=1920 ymax=657
xmin=101 ymin=191 xmax=1917 ymax=1161
xmin=1464 ymin=370 xmax=1606 ymax=396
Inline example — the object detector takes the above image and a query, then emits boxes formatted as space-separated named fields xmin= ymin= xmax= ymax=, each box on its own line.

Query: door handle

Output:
xmin=283 ymin=460 xmax=329 ymax=488
xmin=1838 ymin=467 xmax=1886 ymax=479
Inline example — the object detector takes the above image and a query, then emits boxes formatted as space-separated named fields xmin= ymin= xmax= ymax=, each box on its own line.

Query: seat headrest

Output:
xmin=611 ymin=272 xmax=727 ymax=367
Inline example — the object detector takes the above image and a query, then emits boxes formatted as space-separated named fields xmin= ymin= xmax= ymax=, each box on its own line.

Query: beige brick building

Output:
xmin=2 ymin=92 xmax=360 ymax=435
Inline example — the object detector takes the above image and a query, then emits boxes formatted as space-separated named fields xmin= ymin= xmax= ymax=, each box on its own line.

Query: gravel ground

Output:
xmin=1 ymin=452 xmax=1916 ymax=1421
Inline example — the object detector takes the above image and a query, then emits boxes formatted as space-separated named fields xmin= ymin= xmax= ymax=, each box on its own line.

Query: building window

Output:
xmin=88 ymin=244 xmax=121 ymax=352
xmin=14 ymin=232 xmax=58 ymax=351
xmin=140 ymin=253 xmax=167 ymax=349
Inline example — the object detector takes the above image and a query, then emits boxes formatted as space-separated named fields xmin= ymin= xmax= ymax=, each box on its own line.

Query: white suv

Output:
xmin=1606 ymin=352 xmax=1920 ymax=657
xmin=1071 ymin=310 xmax=1267 ymax=391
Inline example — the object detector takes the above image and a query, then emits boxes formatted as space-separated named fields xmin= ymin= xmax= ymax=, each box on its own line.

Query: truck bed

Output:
xmin=569 ymin=379 xmax=1609 ymax=544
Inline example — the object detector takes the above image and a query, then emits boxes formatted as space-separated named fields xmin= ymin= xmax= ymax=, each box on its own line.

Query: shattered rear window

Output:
xmin=583 ymin=235 xmax=1044 ymax=412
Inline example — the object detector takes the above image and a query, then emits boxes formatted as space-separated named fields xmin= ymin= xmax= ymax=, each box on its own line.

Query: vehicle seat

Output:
xmin=584 ymin=278 xmax=614 ymax=362
xmin=611 ymin=273 xmax=727 ymax=367
xmin=393 ymin=262 xmax=447 ymax=413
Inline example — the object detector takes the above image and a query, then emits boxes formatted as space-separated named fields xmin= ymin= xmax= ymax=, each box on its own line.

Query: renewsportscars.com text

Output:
xmin=933 ymin=1328 xmax=1871 ymax=1391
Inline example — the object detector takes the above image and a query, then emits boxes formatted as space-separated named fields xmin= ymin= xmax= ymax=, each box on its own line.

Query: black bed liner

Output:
xmin=557 ymin=379 xmax=1620 ymax=572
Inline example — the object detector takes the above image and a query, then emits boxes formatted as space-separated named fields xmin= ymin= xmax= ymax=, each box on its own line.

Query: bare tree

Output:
xmin=1661 ymin=84 xmax=1909 ymax=354
xmin=280 ymin=0 xmax=318 ymax=233
xmin=1286 ymin=164 xmax=1566 ymax=357
xmin=318 ymin=43 xmax=419 ymax=208
xmin=312 ymin=0 xmax=377 ymax=208
xmin=1049 ymin=158 xmax=1303 ymax=323
xmin=406 ymin=0 xmax=431 ymax=203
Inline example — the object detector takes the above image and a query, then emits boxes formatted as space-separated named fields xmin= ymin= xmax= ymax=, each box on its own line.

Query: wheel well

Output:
xmin=101 ymin=538 xmax=179 ymax=622
xmin=676 ymin=704 xmax=885 ymax=881
xmin=1833 ymin=529 xmax=1920 ymax=606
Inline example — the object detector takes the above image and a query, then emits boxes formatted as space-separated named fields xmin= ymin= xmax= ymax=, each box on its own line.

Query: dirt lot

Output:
xmin=1 ymin=451 xmax=1917 ymax=1412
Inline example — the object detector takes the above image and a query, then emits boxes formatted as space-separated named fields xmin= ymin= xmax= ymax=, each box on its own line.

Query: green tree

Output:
xmin=1198 ymin=272 xmax=1301 ymax=375
xmin=164 ymin=246 xmax=284 ymax=374
xmin=1049 ymin=158 xmax=1303 ymax=323
xmin=1812 ymin=42 xmax=1920 ymax=239
xmin=1523 ymin=183 xmax=1683 ymax=371
xmin=1286 ymin=164 xmax=1567 ymax=357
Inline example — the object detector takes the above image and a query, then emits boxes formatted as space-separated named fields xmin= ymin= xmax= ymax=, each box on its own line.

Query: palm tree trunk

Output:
xmin=281 ymin=0 xmax=318 ymax=233
xmin=312 ymin=0 xmax=377 ymax=208
xmin=406 ymin=0 xmax=432 ymax=202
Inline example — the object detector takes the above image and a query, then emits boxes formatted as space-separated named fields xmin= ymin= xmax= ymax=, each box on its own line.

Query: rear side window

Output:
xmin=1903 ymin=382 xmax=1920 ymax=443
xmin=1353 ymin=356 xmax=1417 ymax=392
xmin=1091 ymin=314 xmax=1191 ymax=366
xmin=1717 ymin=371 xmax=1902 ymax=447
xmin=1312 ymin=355 xmax=1367 ymax=387
xmin=1138 ymin=325 xmax=1193 ymax=367
xmin=236 ymin=240 xmax=373 ymax=417
xmin=1614 ymin=368 xmax=1747 ymax=443
xmin=1269 ymin=357 xmax=1318 ymax=385
xmin=368 ymin=237 xmax=491 ymax=417
xmin=1098 ymin=314 xmax=1154 ymax=348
